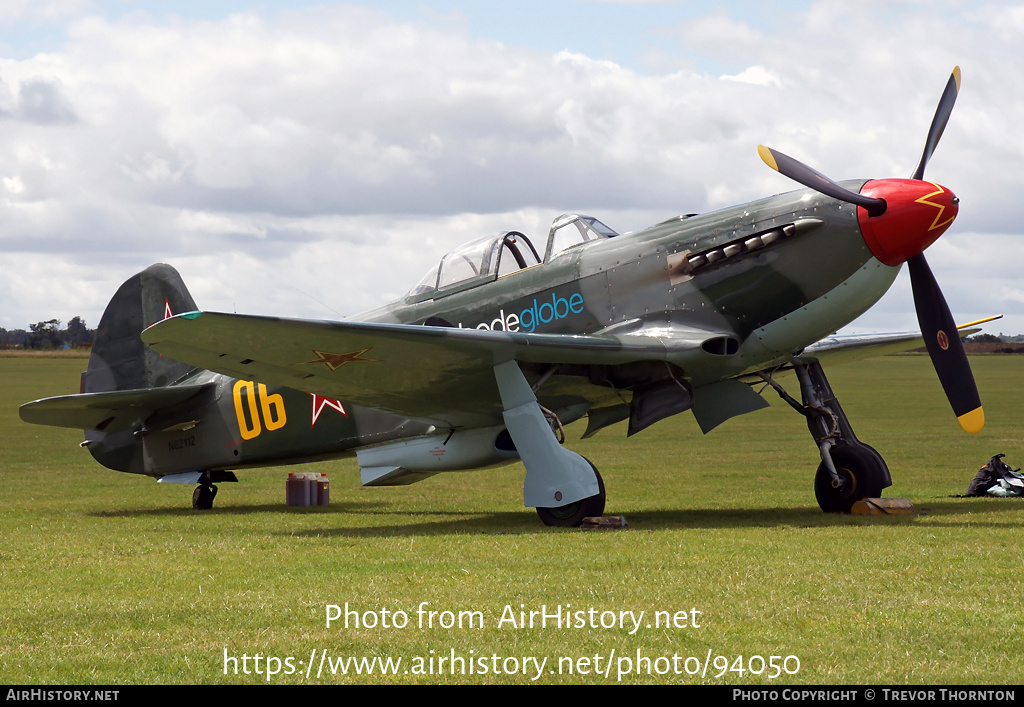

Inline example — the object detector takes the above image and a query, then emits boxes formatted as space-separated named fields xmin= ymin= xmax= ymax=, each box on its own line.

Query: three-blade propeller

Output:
xmin=759 ymin=67 xmax=983 ymax=433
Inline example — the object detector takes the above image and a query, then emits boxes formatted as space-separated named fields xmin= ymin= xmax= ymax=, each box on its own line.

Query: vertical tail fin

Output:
xmin=84 ymin=264 xmax=198 ymax=392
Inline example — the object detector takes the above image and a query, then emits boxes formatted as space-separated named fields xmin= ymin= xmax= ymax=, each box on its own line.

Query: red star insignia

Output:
xmin=301 ymin=348 xmax=379 ymax=371
xmin=310 ymin=394 xmax=347 ymax=426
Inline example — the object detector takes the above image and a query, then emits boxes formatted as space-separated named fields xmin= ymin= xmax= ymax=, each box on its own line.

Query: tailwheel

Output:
xmin=536 ymin=463 xmax=606 ymax=527
xmin=814 ymin=444 xmax=887 ymax=513
xmin=192 ymin=484 xmax=218 ymax=510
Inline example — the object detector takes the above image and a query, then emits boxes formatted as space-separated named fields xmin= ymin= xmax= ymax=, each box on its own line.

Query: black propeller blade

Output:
xmin=912 ymin=66 xmax=961 ymax=181
xmin=757 ymin=145 xmax=887 ymax=216
xmin=908 ymin=253 xmax=983 ymax=432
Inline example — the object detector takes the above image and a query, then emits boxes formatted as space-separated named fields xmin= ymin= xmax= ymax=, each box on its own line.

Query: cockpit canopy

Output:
xmin=406 ymin=214 xmax=617 ymax=300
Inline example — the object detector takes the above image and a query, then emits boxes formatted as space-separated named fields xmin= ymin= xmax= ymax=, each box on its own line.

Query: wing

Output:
xmin=141 ymin=312 xmax=730 ymax=428
xmin=800 ymin=319 xmax=991 ymax=367
xmin=801 ymin=331 xmax=930 ymax=365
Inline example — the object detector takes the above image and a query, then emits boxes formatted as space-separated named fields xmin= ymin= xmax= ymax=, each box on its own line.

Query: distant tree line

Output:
xmin=966 ymin=333 xmax=1024 ymax=344
xmin=963 ymin=332 xmax=1024 ymax=354
xmin=0 ymin=317 xmax=95 ymax=349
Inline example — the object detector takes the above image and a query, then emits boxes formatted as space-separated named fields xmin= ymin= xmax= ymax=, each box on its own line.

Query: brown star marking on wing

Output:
xmin=301 ymin=348 xmax=380 ymax=371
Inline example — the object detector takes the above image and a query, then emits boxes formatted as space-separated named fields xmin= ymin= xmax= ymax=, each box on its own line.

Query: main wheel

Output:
xmin=192 ymin=484 xmax=218 ymax=510
xmin=814 ymin=444 xmax=887 ymax=513
xmin=536 ymin=463 xmax=605 ymax=527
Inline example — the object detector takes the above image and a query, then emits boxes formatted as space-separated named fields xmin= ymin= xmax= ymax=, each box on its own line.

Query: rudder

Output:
xmin=84 ymin=264 xmax=198 ymax=393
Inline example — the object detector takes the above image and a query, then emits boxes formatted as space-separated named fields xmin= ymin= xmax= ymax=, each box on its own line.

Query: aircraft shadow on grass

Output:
xmin=86 ymin=496 xmax=1021 ymax=537
xmin=88 ymin=500 xmax=391 ymax=518
xmin=86 ymin=495 xmax=1024 ymax=532
xmin=285 ymin=499 xmax=1022 ymax=537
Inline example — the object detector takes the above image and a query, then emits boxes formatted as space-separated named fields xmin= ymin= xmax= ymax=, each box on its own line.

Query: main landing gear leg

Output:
xmin=192 ymin=483 xmax=218 ymax=510
xmin=493 ymin=360 xmax=606 ymax=527
xmin=760 ymin=360 xmax=891 ymax=513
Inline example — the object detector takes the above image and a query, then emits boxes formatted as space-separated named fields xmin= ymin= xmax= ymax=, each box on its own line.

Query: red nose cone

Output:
xmin=858 ymin=179 xmax=959 ymax=266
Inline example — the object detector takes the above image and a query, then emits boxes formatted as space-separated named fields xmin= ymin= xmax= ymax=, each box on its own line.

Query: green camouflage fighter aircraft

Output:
xmin=21 ymin=67 xmax=986 ymax=525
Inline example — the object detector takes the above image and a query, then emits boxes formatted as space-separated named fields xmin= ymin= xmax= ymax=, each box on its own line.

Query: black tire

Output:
xmin=814 ymin=444 xmax=886 ymax=513
xmin=536 ymin=463 xmax=606 ymax=527
xmin=192 ymin=484 xmax=217 ymax=510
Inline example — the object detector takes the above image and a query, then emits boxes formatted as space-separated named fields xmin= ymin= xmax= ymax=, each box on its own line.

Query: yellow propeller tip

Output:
xmin=757 ymin=145 xmax=779 ymax=171
xmin=952 ymin=66 xmax=961 ymax=92
xmin=957 ymin=406 xmax=984 ymax=434
xmin=956 ymin=314 xmax=1002 ymax=330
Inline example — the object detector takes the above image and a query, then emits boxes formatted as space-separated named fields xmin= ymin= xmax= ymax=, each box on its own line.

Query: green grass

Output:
xmin=2 ymin=355 xmax=1022 ymax=684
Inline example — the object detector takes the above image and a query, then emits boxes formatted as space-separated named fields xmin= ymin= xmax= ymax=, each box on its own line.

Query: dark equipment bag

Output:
xmin=966 ymin=454 xmax=1024 ymax=497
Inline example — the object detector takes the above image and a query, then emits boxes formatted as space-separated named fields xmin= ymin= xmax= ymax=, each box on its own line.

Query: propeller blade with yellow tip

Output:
xmin=908 ymin=252 xmax=984 ymax=433
xmin=913 ymin=66 xmax=961 ymax=181
xmin=756 ymin=144 xmax=887 ymax=216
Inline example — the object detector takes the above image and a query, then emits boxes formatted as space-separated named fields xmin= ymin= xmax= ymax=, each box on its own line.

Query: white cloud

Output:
xmin=0 ymin=0 xmax=90 ymax=23
xmin=722 ymin=66 xmax=782 ymax=87
xmin=0 ymin=1 xmax=1021 ymax=340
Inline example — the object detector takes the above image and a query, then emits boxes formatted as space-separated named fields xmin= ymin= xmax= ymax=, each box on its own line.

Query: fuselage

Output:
xmin=92 ymin=184 xmax=908 ymax=479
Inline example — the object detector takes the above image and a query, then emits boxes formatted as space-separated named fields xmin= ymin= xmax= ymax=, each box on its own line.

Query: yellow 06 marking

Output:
xmin=232 ymin=380 xmax=287 ymax=440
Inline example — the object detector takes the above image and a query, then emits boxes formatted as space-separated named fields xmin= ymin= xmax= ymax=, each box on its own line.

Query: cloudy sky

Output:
xmin=1 ymin=0 xmax=1022 ymax=338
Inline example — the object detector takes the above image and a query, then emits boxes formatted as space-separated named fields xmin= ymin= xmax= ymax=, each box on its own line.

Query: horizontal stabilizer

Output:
xmin=20 ymin=383 xmax=213 ymax=431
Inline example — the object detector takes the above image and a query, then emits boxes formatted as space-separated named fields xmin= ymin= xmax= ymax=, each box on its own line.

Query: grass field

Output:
xmin=2 ymin=354 xmax=1022 ymax=684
